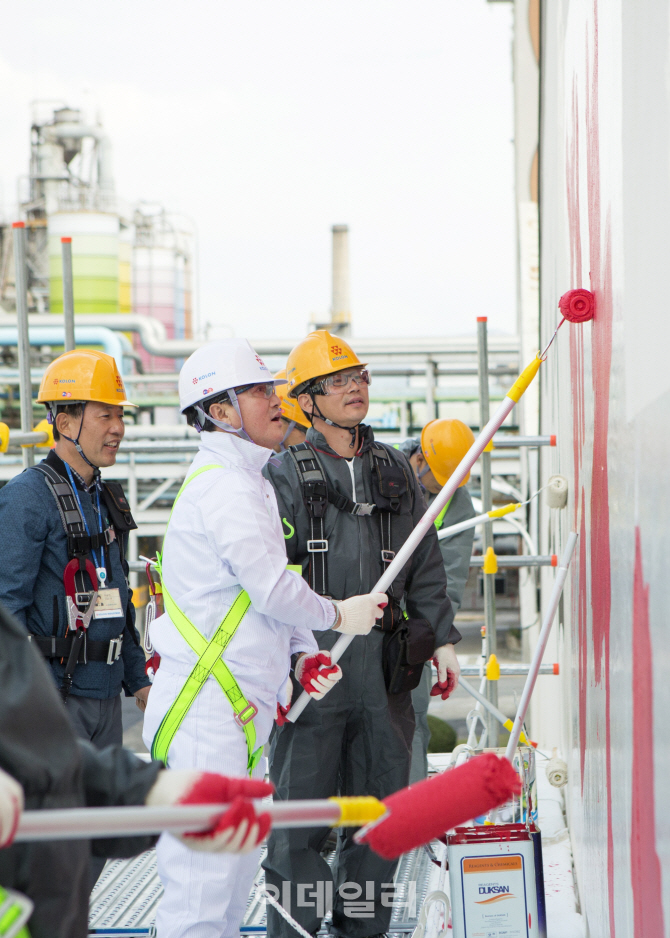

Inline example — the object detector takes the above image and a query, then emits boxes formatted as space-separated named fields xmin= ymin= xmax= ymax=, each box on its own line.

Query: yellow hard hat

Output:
xmin=37 ymin=348 xmax=136 ymax=408
xmin=286 ymin=330 xmax=366 ymax=398
xmin=421 ymin=418 xmax=475 ymax=487
xmin=274 ymin=370 xmax=311 ymax=429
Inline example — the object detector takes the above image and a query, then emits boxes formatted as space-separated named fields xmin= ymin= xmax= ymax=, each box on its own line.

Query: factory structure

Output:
xmin=0 ymin=104 xmax=194 ymax=372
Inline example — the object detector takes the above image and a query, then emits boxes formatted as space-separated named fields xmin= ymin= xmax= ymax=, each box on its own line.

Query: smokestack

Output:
xmin=330 ymin=224 xmax=351 ymax=336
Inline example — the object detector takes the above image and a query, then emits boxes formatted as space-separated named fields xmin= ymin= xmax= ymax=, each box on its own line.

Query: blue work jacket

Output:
xmin=0 ymin=451 xmax=149 ymax=699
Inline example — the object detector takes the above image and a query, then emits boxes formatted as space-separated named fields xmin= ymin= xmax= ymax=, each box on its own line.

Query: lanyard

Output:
xmin=64 ymin=464 xmax=108 ymax=587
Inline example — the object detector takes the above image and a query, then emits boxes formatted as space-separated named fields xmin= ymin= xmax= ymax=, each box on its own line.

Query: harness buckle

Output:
xmin=381 ymin=549 xmax=396 ymax=564
xmin=235 ymin=701 xmax=258 ymax=727
xmin=107 ymin=635 xmax=124 ymax=665
xmin=307 ymin=539 xmax=329 ymax=553
xmin=353 ymin=502 xmax=376 ymax=516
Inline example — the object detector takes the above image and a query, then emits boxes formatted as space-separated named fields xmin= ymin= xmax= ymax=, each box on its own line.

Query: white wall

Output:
xmin=539 ymin=0 xmax=670 ymax=934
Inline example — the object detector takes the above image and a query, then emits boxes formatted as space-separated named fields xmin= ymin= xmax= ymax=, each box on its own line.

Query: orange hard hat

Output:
xmin=286 ymin=330 xmax=366 ymax=398
xmin=37 ymin=348 xmax=136 ymax=408
xmin=274 ymin=369 xmax=311 ymax=429
xmin=421 ymin=419 xmax=475 ymax=487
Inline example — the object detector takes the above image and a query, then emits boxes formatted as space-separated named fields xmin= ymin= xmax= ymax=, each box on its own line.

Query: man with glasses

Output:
xmin=142 ymin=338 xmax=387 ymax=938
xmin=262 ymin=330 xmax=460 ymax=938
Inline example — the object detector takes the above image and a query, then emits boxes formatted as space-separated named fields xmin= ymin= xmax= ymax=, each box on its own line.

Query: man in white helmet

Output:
xmin=142 ymin=338 xmax=387 ymax=938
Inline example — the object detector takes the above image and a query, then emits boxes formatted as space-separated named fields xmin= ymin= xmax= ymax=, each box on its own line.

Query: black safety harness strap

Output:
xmin=288 ymin=441 xmax=407 ymax=598
xmin=31 ymin=464 xmax=116 ymax=566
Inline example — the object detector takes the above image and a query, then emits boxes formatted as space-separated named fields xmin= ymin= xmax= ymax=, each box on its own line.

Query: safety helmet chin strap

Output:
xmin=307 ymin=390 xmax=359 ymax=450
xmin=194 ymin=388 xmax=253 ymax=444
xmin=47 ymin=402 xmax=102 ymax=483
xmin=279 ymin=419 xmax=297 ymax=452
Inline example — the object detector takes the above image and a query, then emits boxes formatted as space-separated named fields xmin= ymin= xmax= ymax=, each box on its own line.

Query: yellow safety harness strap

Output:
xmin=0 ymin=886 xmax=31 ymax=938
xmin=434 ymin=497 xmax=453 ymax=531
xmin=151 ymin=464 xmax=263 ymax=775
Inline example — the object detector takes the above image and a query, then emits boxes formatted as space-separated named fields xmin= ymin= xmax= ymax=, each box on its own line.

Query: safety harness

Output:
xmin=29 ymin=460 xmax=138 ymax=700
xmin=150 ymin=465 xmax=263 ymax=775
xmin=287 ymin=441 xmax=408 ymax=603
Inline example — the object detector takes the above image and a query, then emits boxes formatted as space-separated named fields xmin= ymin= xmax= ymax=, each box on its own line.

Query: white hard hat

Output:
xmin=179 ymin=339 xmax=284 ymax=413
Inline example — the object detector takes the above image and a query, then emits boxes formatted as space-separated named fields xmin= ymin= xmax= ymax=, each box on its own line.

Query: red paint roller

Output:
xmin=355 ymin=753 xmax=520 ymax=860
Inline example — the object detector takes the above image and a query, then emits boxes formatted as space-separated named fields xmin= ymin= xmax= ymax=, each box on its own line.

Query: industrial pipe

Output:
xmin=61 ymin=237 xmax=75 ymax=351
xmin=287 ymin=352 xmax=544 ymax=724
xmin=504 ymin=532 xmax=578 ymax=760
xmin=0 ymin=327 xmax=127 ymax=373
xmin=0 ymin=314 xmax=520 ymax=360
xmin=12 ymin=223 xmax=34 ymax=469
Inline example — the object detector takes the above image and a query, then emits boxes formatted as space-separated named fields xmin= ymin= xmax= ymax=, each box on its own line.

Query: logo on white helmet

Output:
xmin=255 ymin=354 xmax=268 ymax=370
xmin=192 ymin=372 xmax=216 ymax=385
xmin=202 ymin=387 xmax=214 ymax=396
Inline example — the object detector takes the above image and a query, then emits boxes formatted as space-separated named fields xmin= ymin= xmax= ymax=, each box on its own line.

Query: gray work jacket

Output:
xmin=264 ymin=425 xmax=460 ymax=648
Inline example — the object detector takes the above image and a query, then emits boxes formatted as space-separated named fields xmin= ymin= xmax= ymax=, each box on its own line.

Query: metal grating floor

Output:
xmin=88 ymin=840 xmax=441 ymax=937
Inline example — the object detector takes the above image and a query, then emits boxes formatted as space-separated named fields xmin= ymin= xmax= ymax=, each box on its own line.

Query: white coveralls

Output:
xmin=143 ymin=431 xmax=335 ymax=938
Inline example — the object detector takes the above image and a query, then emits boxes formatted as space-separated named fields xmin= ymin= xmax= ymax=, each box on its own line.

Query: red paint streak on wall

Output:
xmin=578 ymin=496 xmax=587 ymax=787
xmin=631 ymin=529 xmax=665 ymax=936
xmin=586 ymin=2 xmax=615 ymax=932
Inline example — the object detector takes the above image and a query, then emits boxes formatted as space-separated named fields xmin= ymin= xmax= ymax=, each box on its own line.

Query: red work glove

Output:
xmin=145 ymin=652 xmax=161 ymax=682
xmin=146 ymin=770 xmax=274 ymax=853
xmin=276 ymin=703 xmax=291 ymax=726
xmin=295 ymin=652 xmax=343 ymax=699
xmin=430 ymin=644 xmax=460 ymax=700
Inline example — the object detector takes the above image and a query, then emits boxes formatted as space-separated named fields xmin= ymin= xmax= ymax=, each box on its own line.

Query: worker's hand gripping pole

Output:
xmin=504 ymin=531 xmax=578 ymax=761
xmin=287 ymin=354 xmax=545 ymax=724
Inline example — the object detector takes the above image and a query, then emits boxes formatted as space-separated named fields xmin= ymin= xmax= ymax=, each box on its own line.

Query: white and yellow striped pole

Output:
xmin=287 ymin=354 xmax=545 ymax=724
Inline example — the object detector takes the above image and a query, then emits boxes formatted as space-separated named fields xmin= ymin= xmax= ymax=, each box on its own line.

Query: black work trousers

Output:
xmin=264 ymin=631 xmax=414 ymax=938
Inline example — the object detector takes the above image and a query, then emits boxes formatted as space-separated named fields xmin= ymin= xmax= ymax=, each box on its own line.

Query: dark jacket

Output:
xmin=0 ymin=451 xmax=149 ymax=699
xmin=264 ymin=425 xmax=460 ymax=647
xmin=0 ymin=601 xmax=161 ymax=938
xmin=396 ymin=437 xmax=476 ymax=612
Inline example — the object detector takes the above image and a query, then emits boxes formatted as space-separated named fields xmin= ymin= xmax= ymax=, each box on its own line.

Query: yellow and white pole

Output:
xmin=287 ymin=355 xmax=545 ymax=724
xmin=436 ymin=502 xmax=521 ymax=542
xmin=14 ymin=796 xmax=387 ymax=843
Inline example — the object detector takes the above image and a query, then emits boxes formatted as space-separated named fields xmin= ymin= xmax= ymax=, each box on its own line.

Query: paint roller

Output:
xmin=287 ymin=289 xmax=595 ymax=725
xmin=14 ymin=756 xmax=519 ymax=858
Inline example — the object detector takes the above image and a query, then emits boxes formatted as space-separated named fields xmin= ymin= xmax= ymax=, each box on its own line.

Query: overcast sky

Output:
xmin=0 ymin=1 xmax=515 ymax=340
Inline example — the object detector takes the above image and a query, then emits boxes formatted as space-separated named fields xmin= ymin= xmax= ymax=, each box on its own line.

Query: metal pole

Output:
xmin=13 ymin=222 xmax=34 ymax=469
xmin=61 ymin=237 xmax=75 ymax=352
xmin=425 ymin=360 xmax=436 ymax=420
xmin=128 ymin=452 xmax=138 ymax=590
xmin=505 ymin=532 xmax=579 ymax=760
xmin=477 ymin=316 xmax=497 ymax=745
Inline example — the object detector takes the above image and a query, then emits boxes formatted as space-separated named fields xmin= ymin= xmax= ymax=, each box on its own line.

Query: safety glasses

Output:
xmin=317 ymin=368 xmax=371 ymax=394
xmin=234 ymin=382 xmax=277 ymax=400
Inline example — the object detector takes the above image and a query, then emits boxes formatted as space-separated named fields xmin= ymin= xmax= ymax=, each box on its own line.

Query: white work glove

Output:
xmin=430 ymin=643 xmax=461 ymax=700
xmin=146 ymin=769 xmax=273 ymax=853
xmin=295 ymin=651 xmax=343 ymax=699
xmin=0 ymin=765 xmax=24 ymax=848
xmin=332 ymin=592 xmax=388 ymax=635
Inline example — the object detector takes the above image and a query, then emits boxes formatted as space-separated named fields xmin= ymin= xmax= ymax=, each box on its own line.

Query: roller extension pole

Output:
xmin=504 ymin=531 xmax=578 ymax=761
xmin=14 ymin=797 xmax=384 ymax=843
xmin=477 ymin=317 xmax=498 ymax=746
xmin=12 ymin=222 xmax=34 ymax=469
xmin=61 ymin=237 xmax=75 ymax=352
xmin=459 ymin=676 xmax=532 ymax=747
xmin=287 ymin=352 xmax=544 ymax=723
xmin=437 ymin=503 xmax=521 ymax=542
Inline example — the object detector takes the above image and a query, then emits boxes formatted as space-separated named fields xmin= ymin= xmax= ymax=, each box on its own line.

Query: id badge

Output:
xmin=94 ymin=588 xmax=124 ymax=619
